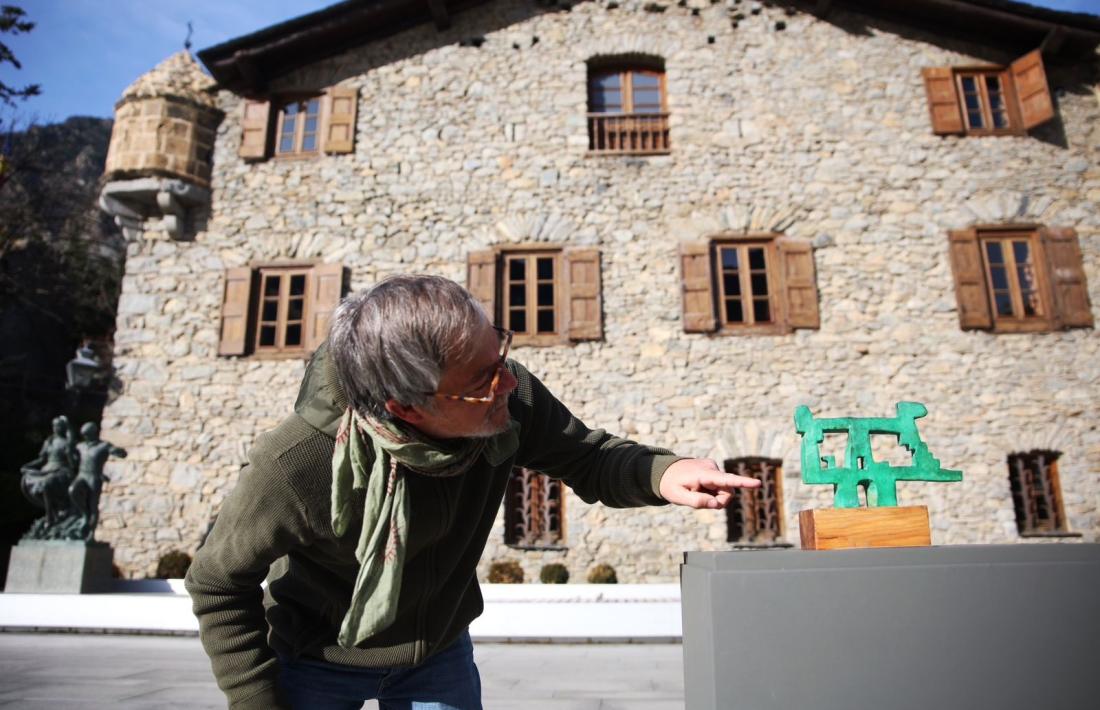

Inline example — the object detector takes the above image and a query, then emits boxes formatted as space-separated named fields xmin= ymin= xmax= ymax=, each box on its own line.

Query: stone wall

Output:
xmin=99 ymin=0 xmax=1100 ymax=580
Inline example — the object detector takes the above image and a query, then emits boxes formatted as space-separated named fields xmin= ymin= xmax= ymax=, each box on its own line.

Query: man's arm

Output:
xmin=509 ymin=362 xmax=759 ymax=509
xmin=185 ymin=446 xmax=313 ymax=710
xmin=507 ymin=361 xmax=672 ymax=507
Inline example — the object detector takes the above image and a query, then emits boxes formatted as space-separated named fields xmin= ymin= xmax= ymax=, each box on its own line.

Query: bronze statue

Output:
xmin=20 ymin=415 xmax=77 ymax=528
xmin=19 ymin=416 xmax=125 ymax=541
xmin=69 ymin=422 xmax=127 ymax=541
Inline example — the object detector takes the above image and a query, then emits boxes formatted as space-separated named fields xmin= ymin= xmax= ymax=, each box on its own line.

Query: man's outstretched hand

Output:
xmin=659 ymin=458 xmax=762 ymax=509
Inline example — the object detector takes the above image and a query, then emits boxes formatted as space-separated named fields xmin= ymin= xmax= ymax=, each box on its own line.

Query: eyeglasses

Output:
xmin=431 ymin=327 xmax=513 ymax=404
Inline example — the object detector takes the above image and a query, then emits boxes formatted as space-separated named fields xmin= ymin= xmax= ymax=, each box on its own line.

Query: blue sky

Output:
xmin=3 ymin=0 xmax=1099 ymax=123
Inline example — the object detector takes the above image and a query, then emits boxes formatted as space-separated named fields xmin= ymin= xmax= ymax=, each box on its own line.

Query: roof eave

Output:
xmin=199 ymin=0 xmax=1100 ymax=96
xmin=198 ymin=0 xmax=483 ymax=95
xmin=798 ymin=0 xmax=1100 ymax=60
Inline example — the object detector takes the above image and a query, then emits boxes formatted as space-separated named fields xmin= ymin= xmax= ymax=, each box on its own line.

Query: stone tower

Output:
xmin=99 ymin=51 xmax=222 ymax=241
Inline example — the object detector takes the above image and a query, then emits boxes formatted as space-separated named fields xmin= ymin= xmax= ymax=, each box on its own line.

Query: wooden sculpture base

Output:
xmin=799 ymin=506 xmax=931 ymax=550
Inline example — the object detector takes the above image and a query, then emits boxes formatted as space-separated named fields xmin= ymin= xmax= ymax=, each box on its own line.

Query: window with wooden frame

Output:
xmin=218 ymin=262 xmax=345 ymax=358
xmin=275 ymin=96 xmax=323 ymax=156
xmin=948 ymin=226 xmax=1093 ymax=333
xmin=679 ymin=235 xmax=820 ymax=335
xmin=503 ymin=251 xmax=561 ymax=340
xmin=239 ymin=85 xmax=358 ymax=160
xmin=467 ymin=246 xmax=602 ymax=346
xmin=504 ymin=467 xmax=565 ymax=549
xmin=587 ymin=59 xmax=670 ymax=154
xmin=922 ymin=49 xmax=1054 ymax=136
xmin=724 ymin=458 xmax=784 ymax=545
xmin=1007 ymin=450 xmax=1070 ymax=536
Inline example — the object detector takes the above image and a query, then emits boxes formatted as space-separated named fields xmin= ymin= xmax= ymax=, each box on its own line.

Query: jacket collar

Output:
xmin=293 ymin=342 xmax=348 ymax=439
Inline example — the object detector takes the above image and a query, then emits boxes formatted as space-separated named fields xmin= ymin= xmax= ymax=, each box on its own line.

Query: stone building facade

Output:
xmin=98 ymin=0 xmax=1100 ymax=580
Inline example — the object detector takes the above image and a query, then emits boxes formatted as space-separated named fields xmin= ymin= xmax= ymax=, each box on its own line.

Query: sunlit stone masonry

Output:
xmin=97 ymin=0 xmax=1100 ymax=580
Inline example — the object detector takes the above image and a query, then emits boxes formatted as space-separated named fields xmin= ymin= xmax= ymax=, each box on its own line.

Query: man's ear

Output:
xmin=385 ymin=399 xmax=426 ymax=425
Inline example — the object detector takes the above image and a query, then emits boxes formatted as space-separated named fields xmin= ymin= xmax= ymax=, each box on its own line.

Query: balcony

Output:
xmin=587 ymin=112 xmax=670 ymax=155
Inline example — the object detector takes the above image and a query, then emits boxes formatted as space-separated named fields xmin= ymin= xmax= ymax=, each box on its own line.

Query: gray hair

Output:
xmin=328 ymin=274 xmax=488 ymax=419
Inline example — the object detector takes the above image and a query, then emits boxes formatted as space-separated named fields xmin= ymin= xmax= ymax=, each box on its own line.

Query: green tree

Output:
xmin=0 ymin=5 xmax=40 ymax=106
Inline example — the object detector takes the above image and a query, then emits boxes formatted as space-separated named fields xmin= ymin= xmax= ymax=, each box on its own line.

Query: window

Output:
xmin=724 ymin=458 xmax=784 ymax=544
xmin=218 ymin=262 xmax=345 ymax=357
xmin=922 ymin=49 xmax=1054 ymax=136
xmin=948 ymin=226 xmax=1093 ymax=333
xmin=504 ymin=467 xmax=565 ymax=549
xmin=467 ymin=246 xmax=602 ymax=346
xmin=275 ymin=97 xmax=322 ymax=156
xmin=715 ymin=242 xmax=776 ymax=327
xmin=957 ymin=71 xmax=1013 ymax=132
xmin=502 ymin=251 xmax=561 ymax=338
xmin=680 ymin=235 xmax=819 ymax=335
xmin=587 ymin=61 xmax=670 ymax=154
xmin=1007 ymin=450 xmax=1069 ymax=535
xmin=254 ymin=267 xmax=311 ymax=352
xmin=981 ymin=233 xmax=1044 ymax=321
xmin=239 ymin=86 xmax=358 ymax=160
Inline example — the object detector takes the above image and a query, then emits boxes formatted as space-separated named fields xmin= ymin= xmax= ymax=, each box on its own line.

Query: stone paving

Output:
xmin=0 ymin=633 xmax=685 ymax=709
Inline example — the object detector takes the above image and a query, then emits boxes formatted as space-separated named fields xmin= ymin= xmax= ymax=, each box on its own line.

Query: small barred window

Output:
xmin=504 ymin=467 xmax=565 ymax=549
xmin=724 ymin=457 xmax=783 ymax=544
xmin=1007 ymin=450 xmax=1068 ymax=535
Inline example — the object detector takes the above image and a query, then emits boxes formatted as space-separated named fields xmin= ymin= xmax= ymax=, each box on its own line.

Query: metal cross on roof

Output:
xmin=794 ymin=402 xmax=962 ymax=509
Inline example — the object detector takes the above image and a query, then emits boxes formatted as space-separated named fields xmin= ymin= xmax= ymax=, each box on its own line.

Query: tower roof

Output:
xmin=118 ymin=51 xmax=218 ymax=109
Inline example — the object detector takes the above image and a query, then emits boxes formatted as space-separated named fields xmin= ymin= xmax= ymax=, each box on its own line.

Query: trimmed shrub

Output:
xmin=156 ymin=550 xmax=192 ymax=579
xmin=487 ymin=559 xmax=524 ymax=583
xmin=539 ymin=562 xmax=570 ymax=584
xmin=586 ymin=563 xmax=618 ymax=584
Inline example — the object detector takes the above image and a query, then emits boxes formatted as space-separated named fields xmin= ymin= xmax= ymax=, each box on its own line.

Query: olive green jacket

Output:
xmin=185 ymin=349 xmax=679 ymax=709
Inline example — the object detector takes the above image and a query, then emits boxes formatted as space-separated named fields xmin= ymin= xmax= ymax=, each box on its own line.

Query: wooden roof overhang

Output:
xmin=792 ymin=0 xmax=1100 ymax=61
xmin=197 ymin=0 xmax=491 ymax=96
xmin=198 ymin=0 xmax=1100 ymax=96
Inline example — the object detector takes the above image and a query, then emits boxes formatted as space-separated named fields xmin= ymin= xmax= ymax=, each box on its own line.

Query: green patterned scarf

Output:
xmin=331 ymin=407 xmax=519 ymax=648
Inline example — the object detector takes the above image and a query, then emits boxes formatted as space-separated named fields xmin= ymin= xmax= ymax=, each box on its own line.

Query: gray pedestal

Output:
xmin=681 ymin=545 xmax=1100 ymax=710
xmin=5 ymin=541 xmax=114 ymax=594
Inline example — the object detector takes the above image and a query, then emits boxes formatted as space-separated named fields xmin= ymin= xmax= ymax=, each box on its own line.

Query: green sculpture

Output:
xmin=794 ymin=402 xmax=961 ymax=509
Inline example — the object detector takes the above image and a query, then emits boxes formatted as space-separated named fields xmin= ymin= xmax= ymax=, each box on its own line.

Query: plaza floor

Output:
xmin=0 ymin=633 xmax=685 ymax=709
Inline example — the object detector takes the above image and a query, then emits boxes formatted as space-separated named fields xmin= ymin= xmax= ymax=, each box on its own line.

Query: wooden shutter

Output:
xmin=219 ymin=268 xmax=253 ymax=356
xmin=777 ymin=237 xmax=820 ymax=330
xmin=239 ymin=99 xmax=271 ymax=160
xmin=922 ymin=67 xmax=964 ymax=135
xmin=323 ymin=86 xmax=358 ymax=154
xmin=680 ymin=242 xmax=716 ymax=333
xmin=1041 ymin=227 xmax=1093 ymax=328
xmin=565 ymin=248 xmax=602 ymax=341
xmin=306 ymin=263 xmax=345 ymax=351
xmin=467 ymin=251 xmax=498 ymax=324
xmin=1010 ymin=50 xmax=1055 ymax=130
xmin=947 ymin=229 xmax=993 ymax=330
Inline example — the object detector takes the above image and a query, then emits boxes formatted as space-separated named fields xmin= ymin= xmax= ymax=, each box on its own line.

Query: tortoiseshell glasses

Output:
xmin=431 ymin=327 xmax=513 ymax=404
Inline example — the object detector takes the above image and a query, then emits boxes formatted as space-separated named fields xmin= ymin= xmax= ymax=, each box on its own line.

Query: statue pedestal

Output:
xmin=5 ymin=541 xmax=113 ymax=594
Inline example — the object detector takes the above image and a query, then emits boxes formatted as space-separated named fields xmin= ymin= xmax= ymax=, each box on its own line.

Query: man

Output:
xmin=187 ymin=275 xmax=759 ymax=709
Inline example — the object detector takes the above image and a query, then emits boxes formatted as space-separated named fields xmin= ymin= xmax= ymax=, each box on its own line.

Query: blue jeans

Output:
xmin=278 ymin=630 xmax=482 ymax=710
